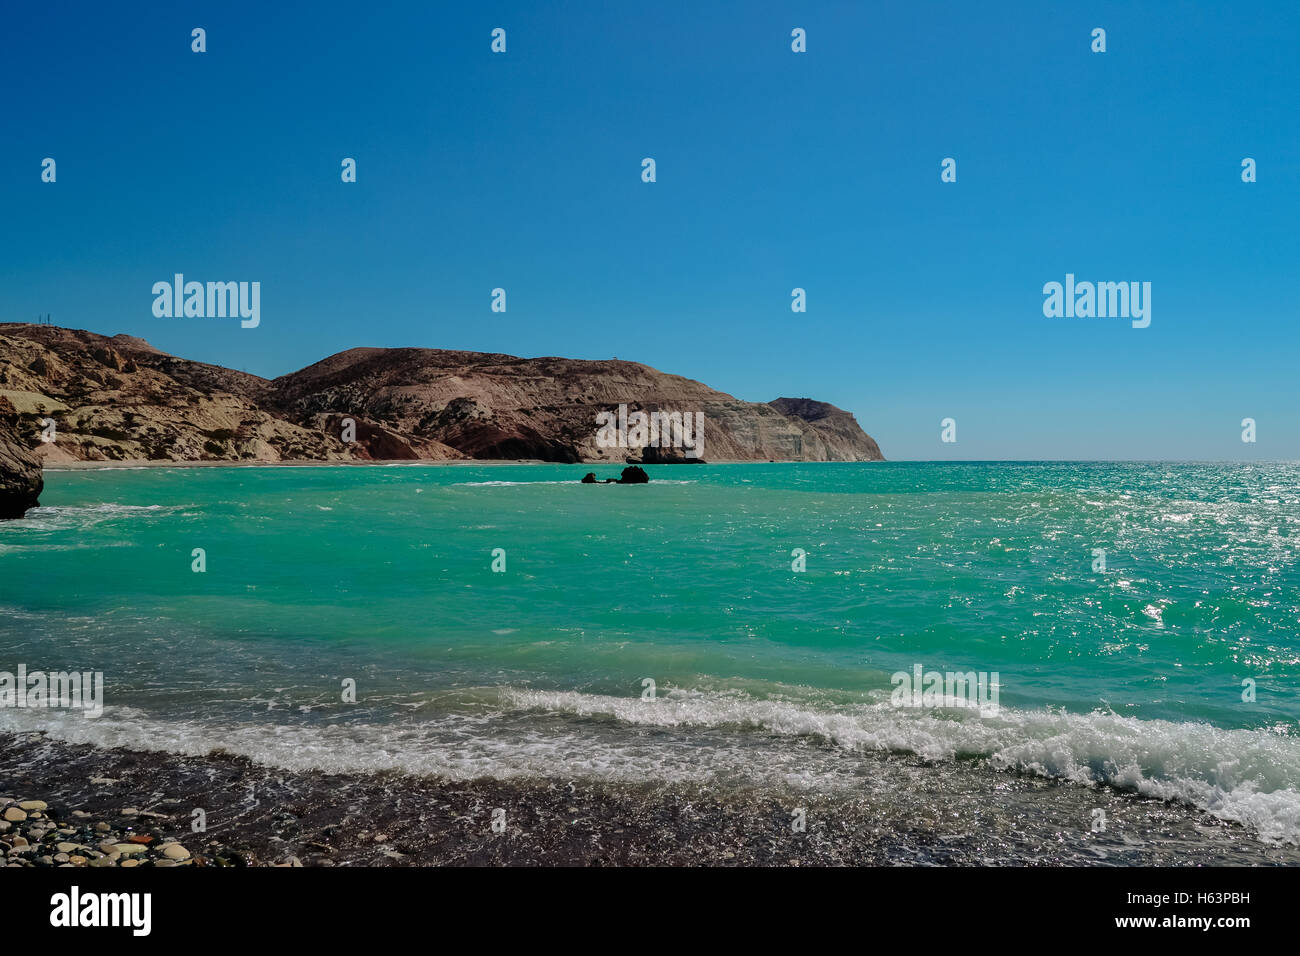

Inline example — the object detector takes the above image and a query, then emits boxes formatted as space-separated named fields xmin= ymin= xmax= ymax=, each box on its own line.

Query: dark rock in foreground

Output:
xmin=0 ymin=397 xmax=42 ymax=519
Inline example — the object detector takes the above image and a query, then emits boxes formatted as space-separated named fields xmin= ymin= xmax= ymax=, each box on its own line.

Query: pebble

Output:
xmin=2 ymin=794 xmax=239 ymax=869
xmin=161 ymin=843 xmax=191 ymax=861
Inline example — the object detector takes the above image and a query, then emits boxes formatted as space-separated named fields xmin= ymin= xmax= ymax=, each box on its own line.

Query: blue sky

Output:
xmin=2 ymin=1 xmax=1297 ymax=460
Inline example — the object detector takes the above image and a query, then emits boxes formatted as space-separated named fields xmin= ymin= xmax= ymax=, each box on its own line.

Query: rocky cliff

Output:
xmin=271 ymin=347 xmax=885 ymax=463
xmin=768 ymin=397 xmax=884 ymax=462
xmin=0 ymin=324 xmax=885 ymax=472
xmin=0 ymin=396 xmax=43 ymax=518
xmin=0 ymin=325 xmax=355 ymax=465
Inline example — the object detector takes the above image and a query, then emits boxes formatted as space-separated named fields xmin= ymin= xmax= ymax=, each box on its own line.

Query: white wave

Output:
xmin=5 ymin=686 xmax=1299 ymax=843
xmin=32 ymin=504 xmax=170 ymax=513
xmin=453 ymin=480 xmax=577 ymax=486
xmin=454 ymin=479 xmax=695 ymax=486
xmin=0 ymin=705 xmax=831 ymax=791
xmin=2 ymin=502 xmax=195 ymax=534
xmin=503 ymin=688 xmax=1300 ymax=844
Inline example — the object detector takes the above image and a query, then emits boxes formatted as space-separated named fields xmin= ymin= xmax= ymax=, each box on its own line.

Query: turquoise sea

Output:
xmin=3 ymin=461 xmax=1300 ymax=848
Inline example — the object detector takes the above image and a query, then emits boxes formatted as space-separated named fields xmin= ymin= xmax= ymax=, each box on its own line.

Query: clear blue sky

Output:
xmin=2 ymin=1 xmax=1297 ymax=460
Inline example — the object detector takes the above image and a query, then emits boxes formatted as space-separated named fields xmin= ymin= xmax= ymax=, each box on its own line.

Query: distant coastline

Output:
xmin=0 ymin=323 xmax=884 ymax=469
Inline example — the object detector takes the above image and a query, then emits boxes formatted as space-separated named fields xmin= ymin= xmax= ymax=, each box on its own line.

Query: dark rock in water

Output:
xmin=0 ymin=397 xmax=43 ymax=519
xmin=579 ymin=466 xmax=649 ymax=484
xmin=639 ymin=446 xmax=704 ymax=464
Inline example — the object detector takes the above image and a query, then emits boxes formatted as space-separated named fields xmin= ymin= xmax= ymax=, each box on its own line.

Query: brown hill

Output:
xmin=0 ymin=324 xmax=350 ymax=465
xmin=271 ymin=347 xmax=885 ymax=463
xmin=0 ymin=323 xmax=884 ymax=513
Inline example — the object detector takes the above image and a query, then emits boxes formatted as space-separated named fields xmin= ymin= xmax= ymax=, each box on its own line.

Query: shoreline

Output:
xmin=39 ymin=458 xmax=1292 ymax=472
xmin=41 ymin=458 xmax=826 ymax=472
xmin=3 ymin=731 xmax=1297 ymax=866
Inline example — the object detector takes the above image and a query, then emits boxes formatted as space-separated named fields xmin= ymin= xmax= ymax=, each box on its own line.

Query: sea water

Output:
xmin=2 ymin=461 xmax=1299 ymax=847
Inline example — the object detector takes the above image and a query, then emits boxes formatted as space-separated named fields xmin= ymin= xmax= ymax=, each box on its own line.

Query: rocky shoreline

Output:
xmin=3 ymin=731 xmax=1298 ymax=866
xmin=1 ymin=797 xmax=220 ymax=869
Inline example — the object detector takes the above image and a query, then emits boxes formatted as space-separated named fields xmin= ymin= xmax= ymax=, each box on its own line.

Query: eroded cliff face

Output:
xmin=768 ymin=397 xmax=884 ymax=462
xmin=0 ymin=396 xmax=43 ymax=519
xmin=271 ymin=349 xmax=885 ymax=463
xmin=0 ymin=324 xmax=885 ymax=468
xmin=0 ymin=326 xmax=361 ymax=464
